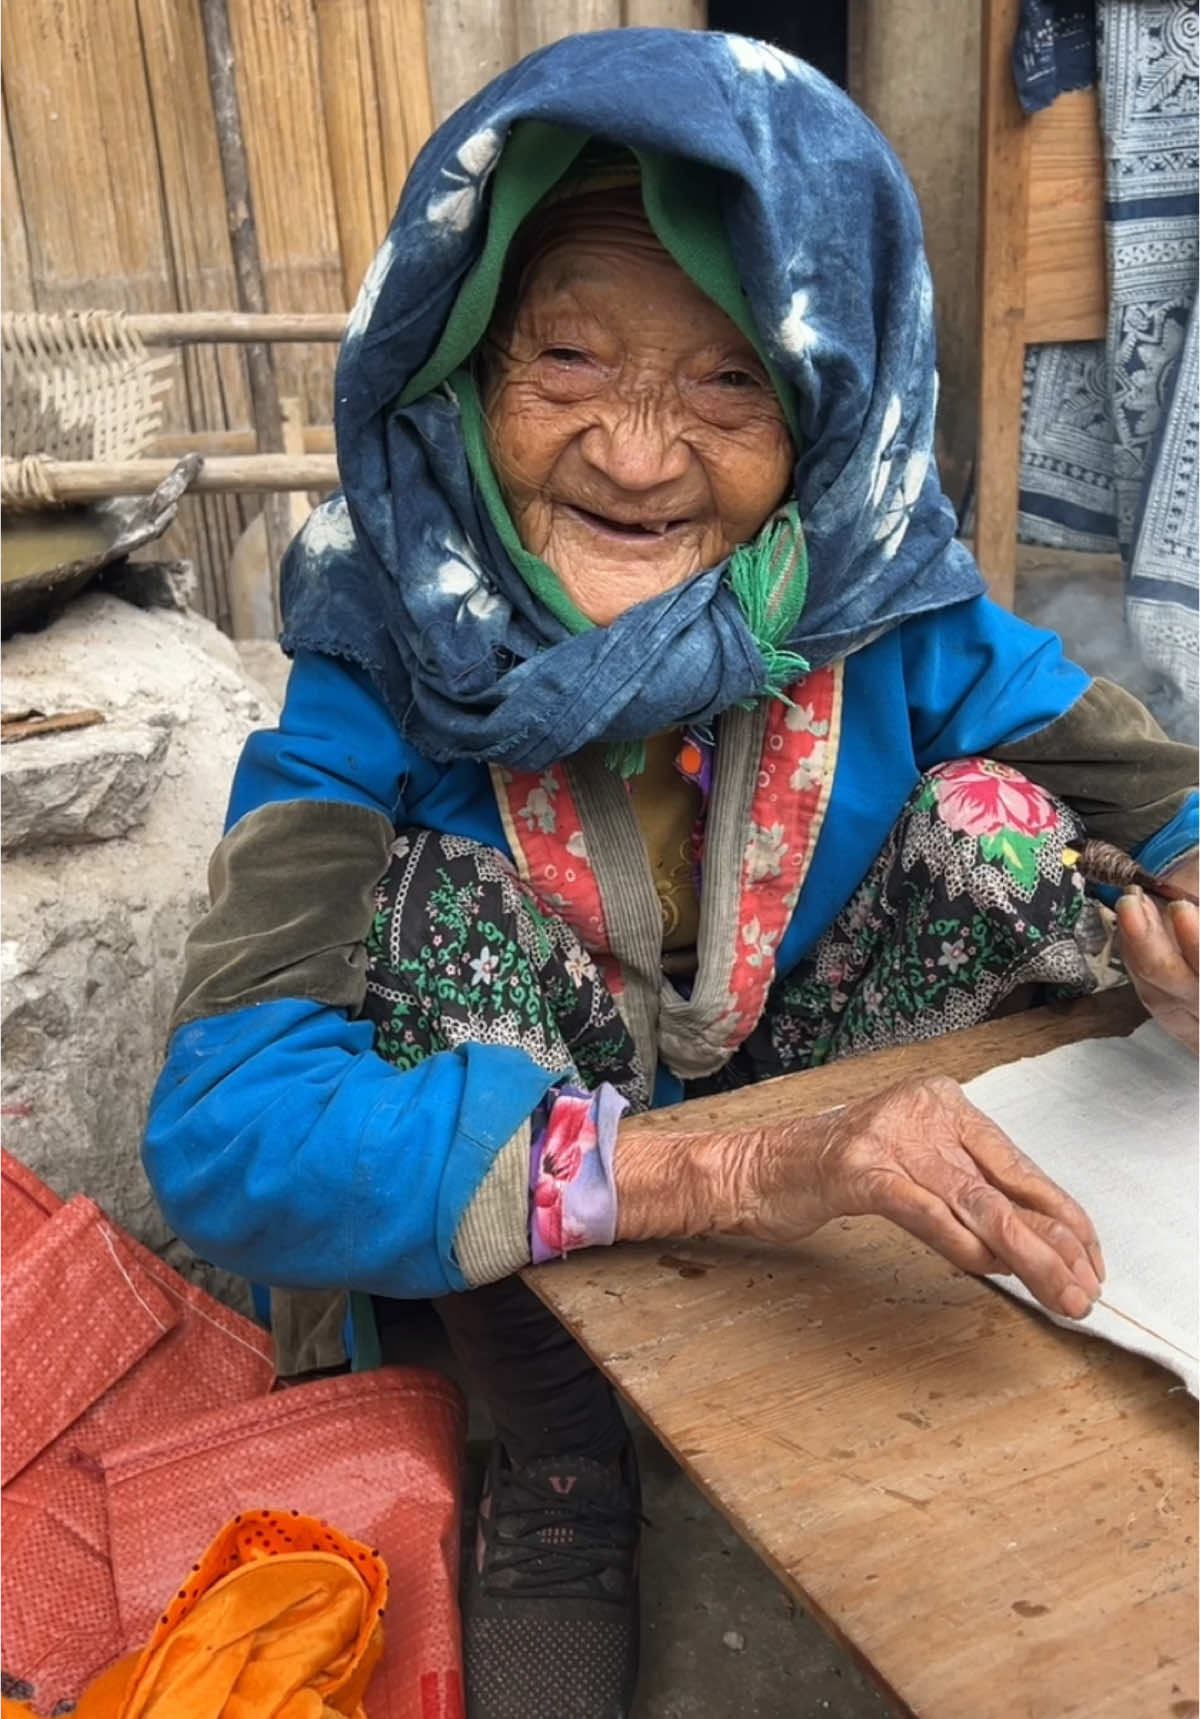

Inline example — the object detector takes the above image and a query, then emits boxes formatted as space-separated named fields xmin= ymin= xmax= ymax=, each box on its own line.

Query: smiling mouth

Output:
xmin=564 ymin=504 xmax=690 ymax=539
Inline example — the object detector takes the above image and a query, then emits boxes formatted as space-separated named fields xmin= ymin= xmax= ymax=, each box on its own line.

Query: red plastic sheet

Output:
xmin=1 ymin=1153 xmax=466 ymax=1719
xmin=102 ymin=1370 xmax=466 ymax=1719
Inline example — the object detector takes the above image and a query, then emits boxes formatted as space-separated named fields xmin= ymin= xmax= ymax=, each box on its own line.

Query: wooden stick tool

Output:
xmin=1062 ymin=838 xmax=1199 ymax=907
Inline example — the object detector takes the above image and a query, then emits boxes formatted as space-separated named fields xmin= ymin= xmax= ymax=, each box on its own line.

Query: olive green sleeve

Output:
xmin=991 ymin=679 xmax=1198 ymax=853
xmin=170 ymin=799 xmax=395 ymax=1034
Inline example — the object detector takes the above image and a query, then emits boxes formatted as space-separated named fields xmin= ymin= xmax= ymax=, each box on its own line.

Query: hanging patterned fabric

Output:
xmin=1014 ymin=2 xmax=1198 ymax=738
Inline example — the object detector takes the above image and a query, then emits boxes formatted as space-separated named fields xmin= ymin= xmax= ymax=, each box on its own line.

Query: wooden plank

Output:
xmin=1 ymin=1 xmax=173 ymax=312
xmin=515 ymin=0 xmax=622 ymax=62
xmin=848 ymin=0 xmax=983 ymax=512
xmin=974 ymin=0 xmax=1030 ymax=610
xmin=0 ymin=0 xmax=211 ymax=597
xmin=618 ymin=986 xmax=1145 ymax=1138
xmin=1 ymin=89 xmax=34 ymax=312
xmin=369 ymin=0 xmax=436 ymax=211
xmin=227 ymin=0 xmax=344 ymax=423
xmin=528 ymin=989 xmax=1198 ymax=1719
xmin=314 ymin=0 xmax=391 ymax=305
xmin=1024 ymin=89 xmax=1107 ymax=344
xmin=621 ymin=0 xmax=704 ymax=25
xmin=423 ymin=0 xmax=515 ymax=126
xmin=136 ymin=0 xmax=256 ymax=631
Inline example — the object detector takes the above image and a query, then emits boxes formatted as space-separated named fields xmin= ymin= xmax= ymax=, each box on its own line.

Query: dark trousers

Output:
xmin=431 ymin=1277 xmax=628 ymax=1465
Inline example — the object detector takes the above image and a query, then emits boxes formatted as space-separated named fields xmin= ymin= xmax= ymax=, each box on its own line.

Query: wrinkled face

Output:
xmin=481 ymin=197 xmax=793 ymax=626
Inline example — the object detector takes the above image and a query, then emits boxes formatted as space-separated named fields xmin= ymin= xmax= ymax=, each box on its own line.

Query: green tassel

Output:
xmin=726 ymin=503 xmax=811 ymax=704
xmin=603 ymin=508 xmax=810 ymax=774
xmin=604 ymin=738 xmax=648 ymax=778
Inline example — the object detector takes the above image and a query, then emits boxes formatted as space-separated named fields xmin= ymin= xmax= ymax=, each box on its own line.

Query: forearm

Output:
xmin=610 ymin=1072 xmax=1105 ymax=1321
xmin=612 ymin=1109 xmax=823 ymax=1243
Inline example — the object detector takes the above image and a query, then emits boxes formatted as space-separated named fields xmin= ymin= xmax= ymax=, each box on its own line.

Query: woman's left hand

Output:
xmin=1115 ymin=853 xmax=1199 ymax=1053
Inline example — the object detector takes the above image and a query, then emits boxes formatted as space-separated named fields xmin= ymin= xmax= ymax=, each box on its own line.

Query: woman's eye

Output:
xmin=542 ymin=347 xmax=589 ymax=364
xmin=713 ymin=368 xmax=761 ymax=389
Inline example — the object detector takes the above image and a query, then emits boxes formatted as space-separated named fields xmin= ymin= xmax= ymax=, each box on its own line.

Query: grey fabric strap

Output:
xmin=566 ymin=702 xmax=770 ymax=1080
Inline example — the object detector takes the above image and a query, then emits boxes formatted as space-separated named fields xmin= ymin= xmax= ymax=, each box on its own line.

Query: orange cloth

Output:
xmin=50 ymin=1511 xmax=388 ymax=1719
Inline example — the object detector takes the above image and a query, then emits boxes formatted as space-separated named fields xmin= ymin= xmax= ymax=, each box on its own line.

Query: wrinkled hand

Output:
xmin=1115 ymin=855 xmax=1198 ymax=1053
xmin=740 ymin=1075 xmax=1104 ymax=1319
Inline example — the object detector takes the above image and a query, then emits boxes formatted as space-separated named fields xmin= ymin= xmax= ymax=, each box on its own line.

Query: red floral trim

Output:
xmin=490 ymin=664 xmax=842 ymax=1049
xmin=722 ymin=664 xmax=842 ymax=1044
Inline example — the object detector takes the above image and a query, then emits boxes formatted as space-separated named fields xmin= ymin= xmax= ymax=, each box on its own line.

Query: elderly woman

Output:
xmin=145 ymin=30 xmax=1198 ymax=1719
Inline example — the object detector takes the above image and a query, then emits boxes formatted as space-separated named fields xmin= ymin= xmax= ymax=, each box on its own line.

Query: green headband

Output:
xmin=401 ymin=121 xmax=801 ymax=442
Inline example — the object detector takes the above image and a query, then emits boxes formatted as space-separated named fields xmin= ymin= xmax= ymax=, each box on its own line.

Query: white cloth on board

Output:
xmin=964 ymin=1021 xmax=1198 ymax=1397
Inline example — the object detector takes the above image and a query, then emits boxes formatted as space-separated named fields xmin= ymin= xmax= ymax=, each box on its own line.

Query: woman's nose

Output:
xmin=578 ymin=392 xmax=691 ymax=491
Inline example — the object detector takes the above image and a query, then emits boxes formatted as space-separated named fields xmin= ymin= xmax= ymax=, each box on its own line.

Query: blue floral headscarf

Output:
xmin=281 ymin=29 xmax=983 ymax=770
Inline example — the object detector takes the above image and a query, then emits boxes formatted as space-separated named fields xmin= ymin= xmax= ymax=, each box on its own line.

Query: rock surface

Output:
xmin=1 ymin=592 xmax=280 ymax=1309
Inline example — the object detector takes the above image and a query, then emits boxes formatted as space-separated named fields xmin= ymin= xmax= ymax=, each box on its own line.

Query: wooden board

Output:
xmin=528 ymin=989 xmax=1199 ymax=1719
xmin=1025 ymin=90 xmax=1107 ymax=345
xmin=975 ymin=0 xmax=1031 ymax=611
xmin=369 ymin=0 xmax=436 ymax=213
xmin=315 ymin=0 xmax=393 ymax=307
xmin=0 ymin=0 xmax=204 ymax=581
xmin=621 ymin=0 xmax=704 ymax=23
xmin=136 ymin=0 xmax=254 ymax=631
xmin=975 ymin=0 xmax=1108 ymax=608
xmin=515 ymin=0 xmax=621 ymax=62
xmin=1 ymin=90 xmax=33 ymax=312
xmin=227 ymin=0 xmax=345 ymax=426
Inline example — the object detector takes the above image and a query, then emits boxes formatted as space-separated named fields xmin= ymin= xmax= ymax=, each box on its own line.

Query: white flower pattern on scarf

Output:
xmin=426 ymin=127 xmax=504 ymax=235
xmin=726 ymin=35 xmax=806 ymax=82
xmin=869 ymin=393 xmax=934 ymax=563
xmin=778 ymin=288 xmax=819 ymax=359
xmin=435 ymin=535 xmax=502 ymax=622
xmin=345 ymin=236 xmax=395 ymax=344
xmin=298 ymin=493 xmax=357 ymax=560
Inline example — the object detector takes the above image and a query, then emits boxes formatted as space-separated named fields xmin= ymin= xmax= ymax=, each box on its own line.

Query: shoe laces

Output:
xmin=483 ymin=1463 xmax=639 ymax=1599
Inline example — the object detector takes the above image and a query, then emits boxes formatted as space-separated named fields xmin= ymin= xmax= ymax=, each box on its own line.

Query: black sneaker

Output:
xmin=462 ymin=1437 xmax=641 ymax=1719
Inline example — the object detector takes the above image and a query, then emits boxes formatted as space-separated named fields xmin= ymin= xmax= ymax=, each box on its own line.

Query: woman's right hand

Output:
xmin=614 ymin=1075 xmax=1105 ymax=1320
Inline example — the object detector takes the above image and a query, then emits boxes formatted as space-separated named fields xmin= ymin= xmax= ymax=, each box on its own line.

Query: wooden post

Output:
xmin=201 ymin=0 xmax=291 ymax=622
xmin=975 ymin=0 xmax=1031 ymax=609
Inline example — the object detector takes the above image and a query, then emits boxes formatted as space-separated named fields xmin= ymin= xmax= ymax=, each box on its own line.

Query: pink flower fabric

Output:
xmin=931 ymin=758 xmax=1059 ymax=839
xmin=529 ymin=1084 xmax=626 ymax=1263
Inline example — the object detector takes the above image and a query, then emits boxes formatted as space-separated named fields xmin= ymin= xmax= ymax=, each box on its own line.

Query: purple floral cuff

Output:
xmin=529 ymin=1082 xmax=627 ymax=1264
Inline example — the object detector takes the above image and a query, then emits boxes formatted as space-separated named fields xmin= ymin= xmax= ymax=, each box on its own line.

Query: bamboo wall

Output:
xmin=3 ymin=0 xmax=701 ymax=629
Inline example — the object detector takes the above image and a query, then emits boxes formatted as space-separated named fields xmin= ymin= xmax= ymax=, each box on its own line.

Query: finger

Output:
xmin=947 ymin=1177 xmax=1100 ymax=1317
xmin=1007 ymin=1205 xmax=1104 ymax=1302
xmin=1117 ymin=888 xmax=1195 ymax=997
xmin=865 ymin=1170 xmax=1016 ymax=1279
xmin=945 ymin=1098 xmax=1104 ymax=1270
xmin=868 ymin=1171 xmax=1096 ymax=1318
xmin=1166 ymin=900 xmax=1200 ymax=977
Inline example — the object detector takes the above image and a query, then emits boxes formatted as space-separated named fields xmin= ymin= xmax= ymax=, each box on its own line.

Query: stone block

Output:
xmin=2 ymin=720 xmax=170 ymax=850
